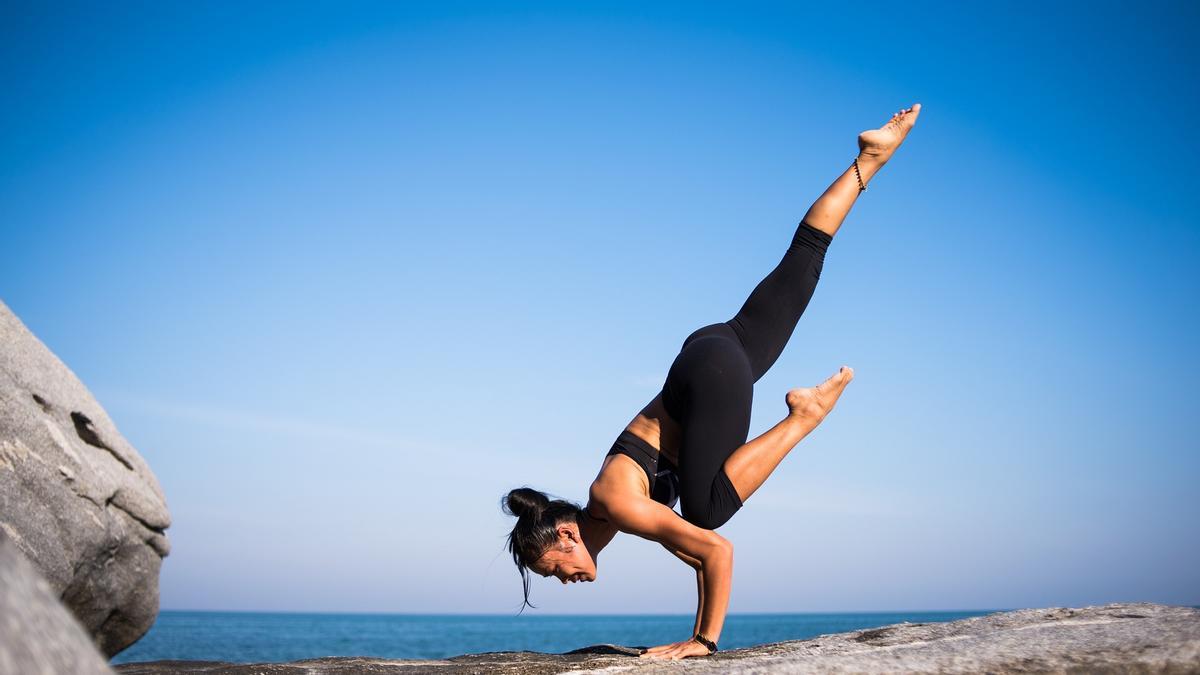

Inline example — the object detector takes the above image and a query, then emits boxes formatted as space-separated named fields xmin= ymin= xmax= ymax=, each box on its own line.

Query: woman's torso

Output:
xmin=588 ymin=393 xmax=682 ymax=520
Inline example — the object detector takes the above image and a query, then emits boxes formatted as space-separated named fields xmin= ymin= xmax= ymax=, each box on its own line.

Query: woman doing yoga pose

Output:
xmin=501 ymin=104 xmax=922 ymax=660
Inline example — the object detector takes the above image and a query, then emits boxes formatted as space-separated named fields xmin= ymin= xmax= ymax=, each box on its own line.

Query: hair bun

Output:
xmin=502 ymin=487 xmax=550 ymax=521
xmin=500 ymin=487 xmax=585 ymax=612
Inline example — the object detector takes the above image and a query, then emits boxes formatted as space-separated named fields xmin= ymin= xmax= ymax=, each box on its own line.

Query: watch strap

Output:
xmin=693 ymin=632 xmax=718 ymax=653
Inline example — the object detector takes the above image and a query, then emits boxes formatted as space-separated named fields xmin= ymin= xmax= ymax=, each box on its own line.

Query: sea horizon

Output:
xmin=112 ymin=608 xmax=1009 ymax=664
xmin=154 ymin=606 xmax=1015 ymax=616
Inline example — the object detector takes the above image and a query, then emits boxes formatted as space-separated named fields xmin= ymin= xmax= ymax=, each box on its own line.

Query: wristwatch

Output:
xmin=693 ymin=632 xmax=718 ymax=654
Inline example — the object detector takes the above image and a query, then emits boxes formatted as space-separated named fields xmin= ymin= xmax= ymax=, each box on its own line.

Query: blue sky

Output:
xmin=2 ymin=1 xmax=1197 ymax=614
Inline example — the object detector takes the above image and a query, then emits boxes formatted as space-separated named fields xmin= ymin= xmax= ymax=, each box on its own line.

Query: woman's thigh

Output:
xmin=661 ymin=332 xmax=753 ymax=529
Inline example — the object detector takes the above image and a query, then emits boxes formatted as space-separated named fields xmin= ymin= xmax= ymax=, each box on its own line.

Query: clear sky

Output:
xmin=2 ymin=1 xmax=1197 ymax=615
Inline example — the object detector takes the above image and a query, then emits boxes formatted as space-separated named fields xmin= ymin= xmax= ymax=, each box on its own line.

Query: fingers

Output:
xmin=638 ymin=641 xmax=707 ymax=660
xmin=639 ymin=644 xmax=680 ymax=659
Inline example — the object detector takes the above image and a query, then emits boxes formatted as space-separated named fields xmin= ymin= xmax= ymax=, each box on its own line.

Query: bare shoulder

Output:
xmin=586 ymin=452 xmax=648 ymax=521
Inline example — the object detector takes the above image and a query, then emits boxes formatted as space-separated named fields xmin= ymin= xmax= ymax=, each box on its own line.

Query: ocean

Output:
xmin=111 ymin=609 xmax=999 ymax=665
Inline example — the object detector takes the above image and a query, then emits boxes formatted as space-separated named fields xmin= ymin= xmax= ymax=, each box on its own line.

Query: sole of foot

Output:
xmin=786 ymin=366 xmax=854 ymax=421
xmin=857 ymin=103 xmax=921 ymax=164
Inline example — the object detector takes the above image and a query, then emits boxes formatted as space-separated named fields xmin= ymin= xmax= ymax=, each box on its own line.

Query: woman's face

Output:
xmin=531 ymin=524 xmax=596 ymax=584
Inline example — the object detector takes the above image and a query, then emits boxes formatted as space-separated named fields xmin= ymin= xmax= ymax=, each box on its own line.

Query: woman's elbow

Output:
xmin=704 ymin=533 xmax=733 ymax=564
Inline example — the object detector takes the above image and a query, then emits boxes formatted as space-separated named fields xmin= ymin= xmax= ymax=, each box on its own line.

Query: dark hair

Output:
xmin=500 ymin=486 xmax=582 ymax=613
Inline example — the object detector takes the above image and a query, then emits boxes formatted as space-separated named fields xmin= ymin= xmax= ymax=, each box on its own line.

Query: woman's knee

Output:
xmin=682 ymin=502 xmax=738 ymax=531
xmin=680 ymin=486 xmax=742 ymax=531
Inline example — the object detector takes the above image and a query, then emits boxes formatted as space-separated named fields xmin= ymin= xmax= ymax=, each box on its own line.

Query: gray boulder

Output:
xmin=113 ymin=602 xmax=1199 ymax=674
xmin=0 ymin=299 xmax=170 ymax=657
xmin=0 ymin=531 xmax=115 ymax=675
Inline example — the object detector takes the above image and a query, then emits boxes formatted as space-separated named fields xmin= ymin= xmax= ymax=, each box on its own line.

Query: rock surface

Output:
xmin=0 ymin=299 xmax=170 ymax=657
xmin=113 ymin=602 xmax=1199 ymax=674
xmin=0 ymin=531 xmax=115 ymax=675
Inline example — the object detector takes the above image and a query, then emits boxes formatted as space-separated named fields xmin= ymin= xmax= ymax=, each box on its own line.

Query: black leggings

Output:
xmin=660 ymin=220 xmax=833 ymax=530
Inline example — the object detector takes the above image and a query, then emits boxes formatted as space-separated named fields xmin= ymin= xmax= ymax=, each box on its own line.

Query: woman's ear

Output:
xmin=559 ymin=523 xmax=580 ymax=544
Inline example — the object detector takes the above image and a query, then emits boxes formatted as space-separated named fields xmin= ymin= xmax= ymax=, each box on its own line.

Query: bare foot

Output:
xmin=786 ymin=366 xmax=854 ymax=422
xmin=857 ymin=103 xmax=921 ymax=164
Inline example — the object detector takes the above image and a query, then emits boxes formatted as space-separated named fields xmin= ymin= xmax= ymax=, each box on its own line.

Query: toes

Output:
xmin=834 ymin=366 xmax=853 ymax=387
xmin=817 ymin=367 xmax=851 ymax=394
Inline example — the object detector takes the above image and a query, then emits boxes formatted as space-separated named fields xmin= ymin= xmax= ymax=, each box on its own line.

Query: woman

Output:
xmin=501 ymin=104 xmax=922 ymax=660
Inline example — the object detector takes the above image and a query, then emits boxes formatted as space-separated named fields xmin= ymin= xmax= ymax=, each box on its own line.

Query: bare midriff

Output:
xmin=587 ymin=392 xmax=684 ymax=523
xmin=623 ymin=391 xmax=682 ymax=466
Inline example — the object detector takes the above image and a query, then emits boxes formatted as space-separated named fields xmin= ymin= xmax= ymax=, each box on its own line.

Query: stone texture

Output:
xmin=113 ymin=602 xmax=1199 ymax=674
xmin=0 ymin=299 xmax=170 ymax=657
xmin=0 ymin=531 xmax=115 ymax=675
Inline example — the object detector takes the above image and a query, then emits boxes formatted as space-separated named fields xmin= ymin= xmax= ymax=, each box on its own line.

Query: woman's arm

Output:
xmin=660 ymin=542 xmax=704 ymax=636
xmin=607 ymin=497 xmax=733 ymax=655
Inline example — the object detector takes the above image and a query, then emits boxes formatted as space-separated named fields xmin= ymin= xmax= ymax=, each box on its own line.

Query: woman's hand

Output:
xmin=602 ymin=496 xmax=732 ymax=661
xmin=638 ymin=637 xmax=712 ymax=660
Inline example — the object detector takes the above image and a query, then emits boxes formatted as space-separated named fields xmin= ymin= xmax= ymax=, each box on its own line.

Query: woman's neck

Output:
xmin=579 ymin=508 xmax=618 ymax=560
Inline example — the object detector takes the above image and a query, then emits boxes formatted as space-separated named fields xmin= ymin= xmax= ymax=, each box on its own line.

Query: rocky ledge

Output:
xmin=114 ymin=602 xmax=1198 ymax=674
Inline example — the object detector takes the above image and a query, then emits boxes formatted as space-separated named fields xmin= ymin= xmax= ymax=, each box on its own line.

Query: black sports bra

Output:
xmin=604 ymin=429 xmax=680 ymax=509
